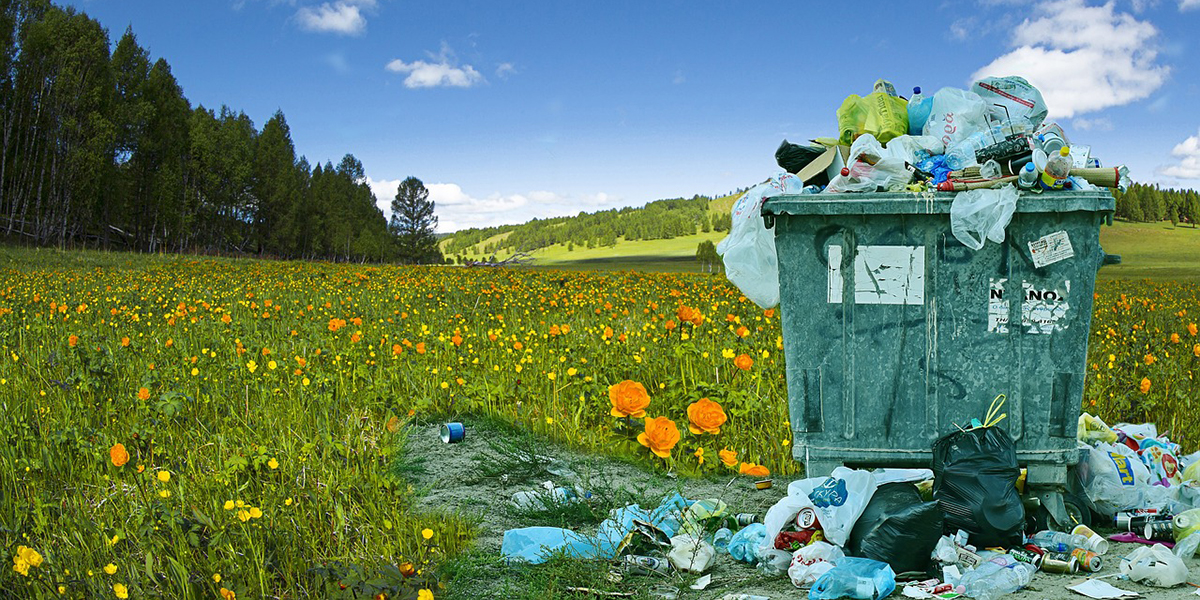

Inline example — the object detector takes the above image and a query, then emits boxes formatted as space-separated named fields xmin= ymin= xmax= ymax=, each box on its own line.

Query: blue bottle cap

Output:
xmin=913 ymin=86 xmax=921 ymax=94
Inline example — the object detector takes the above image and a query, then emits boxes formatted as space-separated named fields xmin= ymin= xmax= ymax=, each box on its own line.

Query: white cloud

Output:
xmin=386 ymin=44 xmax=484 ymax=88
xmin=1157 ymin=127 xmax=1200 ymax=179
xmin=1072 ymin=115 xmax=1113 ymax=131
xmin=972 ymin=0 xmax=1169 ymax=118
xmin=295 ymin=1 xmax=374 ymax=36
xmin=366 ymin=176 xmax=400 ymax=216
xmin=1181 ymin=0 xmax=1200 ymax=10
xmin=495 ymin=62 xmax=516 ymax=79
xmin=949 ymin=17 xmax=975 ymax=41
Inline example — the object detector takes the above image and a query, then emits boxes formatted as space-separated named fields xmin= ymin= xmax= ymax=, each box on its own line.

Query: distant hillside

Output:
xmin=440 ymin=193 xmax=742 ymax=262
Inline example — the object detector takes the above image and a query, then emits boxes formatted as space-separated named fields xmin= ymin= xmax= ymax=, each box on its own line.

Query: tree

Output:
xmin=695 ymin=240 xmax=720 ymax=273
xmin=389 ymin=176 xmax=441 ymax=264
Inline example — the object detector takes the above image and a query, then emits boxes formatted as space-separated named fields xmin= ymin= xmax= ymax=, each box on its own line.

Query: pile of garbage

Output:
xmin=497 ymin=411 xmax=1200 ymax=599
xmin=720 ymin=76 xmax=1131 ymax=310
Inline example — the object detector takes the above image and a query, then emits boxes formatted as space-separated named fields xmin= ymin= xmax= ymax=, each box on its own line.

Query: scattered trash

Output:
xmin=510 ymin=483 xmax=580 ymax=510
xmin=667 ymin=534 xmax=715 ymax=573
xmin=1107 ymin=531 xmax=1174 ymax=548
xmin=958 ymin=556 xmax=1035 ymax=600
xmin=788 ymin=540 xmax=845 ymax=588
xmin=719 ymin=595 xmax=770 ymax=600
xmin=440 ymin=421 xmax=465 ymax=443
xmin=716 ymin=173 xmax=807 ymax=309
xmin=845 ymin=482 xmax=942 ymax=574
xmin=1119 ymin=543 xmax=1189 ymax=587
xmin=565 ymin=588 xmax=632 ymax=598
xmin=1067 ymin=579 xmax=1140 ymax=599
xmin=647 ymin=584 xmax=680 ymax=599
xmin=948 ymin=184 xmax=1018 ymax=250
xmin=688 ymin=573 xmax=712 ymax=590
xmin=621 ymin=554 xmax=668 ymax=575
xmin=754 ymin=479 xmax=773 ymax=490
xmin=727 ymin=522 xmax=767 ymax=564
xmin=810 ymin=556 xmax=896 ymax=600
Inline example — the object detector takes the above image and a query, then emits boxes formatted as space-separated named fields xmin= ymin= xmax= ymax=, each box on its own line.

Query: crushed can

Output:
xmin=621 ymin=555 xmax=668 ymax=575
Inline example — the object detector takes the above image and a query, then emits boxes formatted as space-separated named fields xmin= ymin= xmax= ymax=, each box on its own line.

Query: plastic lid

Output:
xmin=1023 ymin=163 xmax=1035 ymax=173
xmin=1059 ymin=146 xmax=1071 ymax=157
xmin=840 ymin=167 xmax=850 ymax=176
xmin=913 ymin=86 xmax=921 ymax=94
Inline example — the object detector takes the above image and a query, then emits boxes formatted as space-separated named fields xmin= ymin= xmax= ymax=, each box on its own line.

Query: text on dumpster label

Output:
xmin=1028 ymin=230 xmax=1075 ymax=268
xmin=827 ymin=245 xmax=924 ymax=305
xmin=986 ymin=280 xmax=1072 ymax=334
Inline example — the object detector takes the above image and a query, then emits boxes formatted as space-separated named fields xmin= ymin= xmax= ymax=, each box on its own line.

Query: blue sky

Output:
xmin=65 ymin=0 xmax=1200 ymax=232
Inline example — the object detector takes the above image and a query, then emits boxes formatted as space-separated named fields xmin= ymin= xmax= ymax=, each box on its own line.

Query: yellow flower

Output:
xmin=213 ymin=573 xmax=221 ymax=583
xmin=422 ymin=528 xmax=434 ymax=540
xmin=249 ymin=507 xmax=263 ymax=519
xmin=545 ymin=417 xmax=554 ymax=425
xmin=693 ymin=447 xmax=705 ymax=464
xmin=17 ymin=546 xmax=42 ymax=567
xmin=237 ymin=510 xmax=250 ymax=522
xmin=267 ymin=458 xmax=279 ymax=470
xmin=220 ymin=588 xmax=236 ymax=600
xmin=157 ymin=470 xmax=170 ymax=483
xmin=246 ymin=360 xmax=257 ymax=373
xmin=104 ymin=563 xmax=117 ymax=575
xmin=285 ymin=497 xmax=294 ymax=506
xmin=268 ymin=360 xmax=277 ymax=370
xmin=224 ymin=500 xmax=235 ymax=510
xmin=418 ymin=589 xmax=434 ymax=600
xmin=107 ymin=534 xmax=119 ymax=546
xmin=113 ymin=583 xmax=129 ymax=599
xmin=1140 ymin=377 xmax=1151 ymax=394
xmin=159 ymin=489 xmax=170 ymax=498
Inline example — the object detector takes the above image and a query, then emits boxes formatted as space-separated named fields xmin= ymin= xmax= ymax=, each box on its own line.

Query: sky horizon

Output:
xmin=64 ymin=0 xmax=1200 ymax=233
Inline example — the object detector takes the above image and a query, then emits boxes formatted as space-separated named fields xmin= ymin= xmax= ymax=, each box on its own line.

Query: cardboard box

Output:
xmin=796 ymin=145 xmax=850 ymax=186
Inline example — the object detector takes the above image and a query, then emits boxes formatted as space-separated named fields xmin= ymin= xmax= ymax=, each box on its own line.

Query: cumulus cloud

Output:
xmin=1072 ymin=116 xmax=1113 ymax=131
xmin=1182 ymin=0 xmax=1200 ymax=10
xmin=972 ymin=0 xmax=1169 ymax=118
xmin=386 ymin=43 xmax=484 ymax=88
xmin=295 ymin=1 xmax=375 ymax=36
xmin=495 ymin=63 xmax=516 ymax=79
xmin=1157 ymin=128 xmax=1200 ymax=179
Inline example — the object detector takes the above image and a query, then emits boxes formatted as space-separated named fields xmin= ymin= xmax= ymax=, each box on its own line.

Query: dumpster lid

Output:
xmin=761 ymin=190 xmax=1115 ymax=217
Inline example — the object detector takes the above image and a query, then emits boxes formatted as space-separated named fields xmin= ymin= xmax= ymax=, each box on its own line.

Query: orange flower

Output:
xmin=221 ymin=314 xmax=232 ymax=324
xmin=733 ymin=354 xmax=754 ymax=371
xmin=638 ymin=416 xmax=680 ymax=458
xmin=719 ymin=448 xmax=738 ymax=467
xmin=735 ymin=326 xmax=750 ymax=338
xmin=609 ymin=380 xmax=650 ymax=418
xmin=663 ymin=320 xmax=677 ymax=331
xmin=687 ymin=398 xmax=727 ymax=435
xmin=1194 ymin=344 xmax=1200 ymax=357
xmin=1144 ymin=354 xmax=1157 ymax=365
xmin=1139 ymin=377 xmax=1151 ymax=394
xmin=1170 ymin=333 xmax=1181 ymax=344
xmin=676 ymin=306 xmax=702 ymax=326
xmin=137 ymin=387 xmax=150 ymax=401
xmin=739 ymin=461 xmax=770 ymax=477
xmin=764 ymin=308 xmax=775 ymax=318
xmin=110 ymin=443 xmax=129 ymax=467
xmin=121 ymin=336 xmax=130 ymax=347
xmin=1189 ymin=323 xmax=1198 ymax=336
xmin=451 ymin=334 xmax=463 ymax=346
xmin=398 ymin=562 xmax=416 ymax=577
xmin=415 ymin=342 xmax=426 ymax=354
xmin=68 ymin=334 xmax=78 ymax=347
xmin=392 ymin=344 xmax=403 ymax=356
xmin=602 ymin=326 xmax=614 ymax=340
xmin=549 ymin=325 xmax=561 ymax=336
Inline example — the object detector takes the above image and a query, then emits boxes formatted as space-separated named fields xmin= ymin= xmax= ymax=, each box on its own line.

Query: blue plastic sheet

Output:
xmin=500 ymin=493 xmax=688 ymax=564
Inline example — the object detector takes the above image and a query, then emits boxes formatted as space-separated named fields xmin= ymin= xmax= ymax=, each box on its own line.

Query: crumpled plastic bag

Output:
xmin=923 ymin=88 xmax=988 ymax=149
xmin=971 ymin=76 xmax=1048 ymax=130
xmin=880 ymin=135 xmax=945 ymax=165
xmin=716 ymin=173 xmax=807 ymax=309
xmin=788 ymin=541 xmax=845 ymax=589
xmin=1078 ymin=412 xmax=1118 ymax=444
xmin=837 ymin=91 xmax=908 ymax=146
xmin=762 ymin=467 xmax=878 ymax=550
xmin=824 ymin=134 xmax=913 ymax=193
xmin=845 ymin=482 xmax=943 ymax=574
xmin=678 ymin=498 xmax=728 ymax=537
xmin=776 ymin=140 xmax=829 ymax=177
xmin=1084 ymin=441 xmax=1153 ymax=516
xmin=500 ymin=493 xmax=687 ymax=563
xmin=810 ymin=557 xmax=897 ymax=600
xmin=728 ymin=522 xmax=767 ymax=564
xmin=1139 ymin=438 xmax=1183 ymax=487
xmin=668 ymin=534 xmax=715 ymax=573
xmin=950 ymin=184 xmax=1018 ymax=250
xmin=1120 ymin=543 xmax=1189 ymax=587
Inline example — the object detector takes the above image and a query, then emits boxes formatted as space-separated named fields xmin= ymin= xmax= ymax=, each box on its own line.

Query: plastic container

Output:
xmin=1039 ymin=146 xmax=1072 ymax=190
xmin=1030 ymin=530 xmax=1090 ymax=553
xmin=1017 ymin=163 xmax=1038 ymax=190
xmin=511 ymin=487 xmax=577 ymax=510
xmin=907 ymin=87 xmax=932 ymax=136
xmin=712 ymin=527 xmax=734 ymax=551
xmin=960 ymin=562 xmax=1036 ymax=600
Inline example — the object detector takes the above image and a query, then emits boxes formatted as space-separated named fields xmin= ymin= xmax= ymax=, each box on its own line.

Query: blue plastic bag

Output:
xmin=809 ymin=557 xmax=896 ymax=600
xmin=727 ymin=522 xmax=767 ymax=564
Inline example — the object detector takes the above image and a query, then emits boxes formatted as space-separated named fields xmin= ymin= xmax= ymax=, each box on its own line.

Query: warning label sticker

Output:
xmin=987 ymin=280 xmax=1072 ymax=334
xmin=1029 ymin=230 xmax=1074 ymax=268
xmin=988 ymin=278 xmax=1009 ymax=333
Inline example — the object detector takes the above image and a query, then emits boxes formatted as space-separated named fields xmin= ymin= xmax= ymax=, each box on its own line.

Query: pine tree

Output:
xmin=389 ymin=176 xmax=441 ymax=264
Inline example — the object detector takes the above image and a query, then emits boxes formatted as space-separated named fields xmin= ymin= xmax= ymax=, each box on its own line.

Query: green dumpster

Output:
xmin=762 ymin=190 xmax=1115 ymax=524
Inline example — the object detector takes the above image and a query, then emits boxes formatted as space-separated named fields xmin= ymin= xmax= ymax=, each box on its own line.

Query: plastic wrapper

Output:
xmin=789 ymin=541 xmax=845 ymax=588
xmin=931 ymin=426 xmax=1024 ymax=548
xmin=949 ymin=184 xmax=1018 ymax=251
xmin=1119 ymin=544 xmax=1189 ymax=587
xmin=764 ymin=467 xmax=878 ymax=549
xmin=776 ymin=140 xmax=829 ymax=179
xmin=1138 ymin=438 xmax=1183 ymax=486
xmin=667 ymin=534 xmax=715 ymax=573
xmin=845 ymin=483 xmax=943 ymax=574
xmin=922 ymin=88 xmax=988 ymax=149
xmin=728 ymin=522 xmax=767 ymax=564
xmin=809 ymin=557 xmax=896 ymax=600
xmin=837 ymin=91 xmax=908 ymax=146
xmin=1078 ymin=412 xmax=1118 ymax=444
xmin=716 ymin=173 xmax=807 ymax=309
xmin=970 ymin=76 xmax=1048 ymax=130
xmin=500 ymin=493 xmax=687 ymax=563
xmin=823 ymin=134 xmax=913 ymax=194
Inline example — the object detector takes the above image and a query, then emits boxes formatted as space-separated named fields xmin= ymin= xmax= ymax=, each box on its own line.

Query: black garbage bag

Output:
xmin=775 ymin=140 xmax=827 ymax=181
xmin=846 ymin=482 xmax=943 ymax=574
xmin=932 ymin=426 xmax=1025 ymax=548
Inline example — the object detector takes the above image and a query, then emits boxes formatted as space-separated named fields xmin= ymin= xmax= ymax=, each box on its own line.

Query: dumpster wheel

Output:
xmin=1028 ymin=492 xmax=1092 ymax=532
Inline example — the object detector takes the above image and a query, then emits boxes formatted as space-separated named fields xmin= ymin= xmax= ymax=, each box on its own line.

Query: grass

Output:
xmin=1095 ymin=220 xmax=1200 ymax=282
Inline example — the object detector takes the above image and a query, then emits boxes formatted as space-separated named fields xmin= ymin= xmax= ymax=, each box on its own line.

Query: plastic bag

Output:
xmin=931 ymin=426 xmax=1024 ymax=548
xmin=728 ymin=522 xmax=767 ymax=564
xmin=776 ymin=140 xmax=829 ymax=178
xmin=667 ymin=534 xmax=715 ymax=573
xmin=789 ymin=541 xmax=845 ymax=589
xmin=880 ymin=135 xmax=944 ymax=165
xmin=1084 ymin=442 xmax=1153 ymax=516
xmin=716 ymin=173 xmax=806 ymax=309
xmin=1139 ymin=438 xmax=1183 ymax=487
xmin=837 ymin=91 xmax=908 ymax=146
xmin=500 ymin=493 xmax=688 ymax=563
xmin=1078 ymin=413 xmax=1118 ymax=444
xmin=1119 ymin=544 xmax=1189 ymax=587
xmin=824 ymin=134 xmax=913 ymax=194
xmin=949 ymin=184 xmax=1018 ymax=251
xmin=809 ymin=557 xmax=896 ymax=600
xmin=922 ymin=88 xmax=988 ymax=149
xmin=785 ymin=467 xmax=878 ymax=548
xmin=971 ymin=76 xmax=1048 ymax=130
xmin=846 ymin=483 xmax=943 ymax=574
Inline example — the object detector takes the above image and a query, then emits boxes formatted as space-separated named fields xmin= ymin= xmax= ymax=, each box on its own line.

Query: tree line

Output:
xmin=1112 ymin=183 xmax=1200 ymax=227
xmin=0 ymin=1 xmax=442 ymax=263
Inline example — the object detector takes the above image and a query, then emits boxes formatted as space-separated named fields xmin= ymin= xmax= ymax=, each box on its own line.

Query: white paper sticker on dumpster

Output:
xmin=988 ymin=278 xmax=1009 ymax=333
xmin=1028 ymin=230 xmax=1074 ymax=268
xmin=1022 ymin=280 xmax=1071 ymax=334
xmin=827 ymin=245 xmax=925 ymax=305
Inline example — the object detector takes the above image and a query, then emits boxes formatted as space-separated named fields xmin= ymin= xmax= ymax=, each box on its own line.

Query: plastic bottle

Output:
xmin=510 ymin=487 xmax=577 ymax=510
xmin=960 ymin=563 xmax=1035 ymax=600
xmin=711 ymin=527 xmax=733 ymax=551
xmin=1017 ymin=163 xmax=1038 ymax=190
xmin=944 ymin=131 xmax=992 ymax=170
xmin=1038 ymin=146 xmax=1072 ymax=190
xmin=908 ymin=87 xmax=933 ymax=136
xmin=1030 ymin=530 xmax=1089 ymax=552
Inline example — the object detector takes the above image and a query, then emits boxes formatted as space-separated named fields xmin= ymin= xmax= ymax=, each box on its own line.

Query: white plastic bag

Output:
xmin=788 ymin=541 xmax=845 ymax=588
xmin=667 ymin=534 xmax=715 ymax=573
xmin=922 ymin=88 xmax=988 ymax=149
xmin=880 ymin=135 xmax=945 ymax=164
xmin=1084 ymin=442 xmax=1153 ymax=516
xmin=716 ymin=173 xmax=805 ymax=308
xmin=1120 ymin=544 xmax=1189 ymax=587
xmin=949 ymin=184 xmax=1018 ymax=250
xmin=971 ymin=76 xmax=1048 ymax=130
xmin=785 ymin=467 xmax=878 ymax=548
xmin=823 ymin=134 xmax=912 ymax=194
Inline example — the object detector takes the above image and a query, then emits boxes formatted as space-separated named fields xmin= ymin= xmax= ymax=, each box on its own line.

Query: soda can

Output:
xmin=754 ymin=479 xmax=773 ymax=490
xmin=795 ymin=507 xmax=817 ymax=529
xmin=1069 ymin=547 xmax=1102 ymax=572
xmin=735 ymin=513 xmax=759 ymax=527
xmin=440 ymin=422 xmax=465 ymax=443
xmin=1115 ymin=510 xmax=1168 ymax=531
xmin=1041 ymin=553 xmax=1079 ymax=574
xmin=1023 ymin=544 xmax=1046 ymax=556
xmin=621 ymin=555 xmax=668 ymax=575
xmin=1145 ymin=520 xmax=1175 ymax=542
xmin=1009 ymin=548 xmax=1043 ymax=568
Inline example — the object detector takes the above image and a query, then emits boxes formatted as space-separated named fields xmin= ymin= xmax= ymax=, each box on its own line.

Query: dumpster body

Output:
xmin=762 ymin=191 xmax=1114 ymax=525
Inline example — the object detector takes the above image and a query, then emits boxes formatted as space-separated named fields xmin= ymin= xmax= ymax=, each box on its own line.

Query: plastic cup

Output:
xmin=1072 ymin=524 xmax=1109 ymax=555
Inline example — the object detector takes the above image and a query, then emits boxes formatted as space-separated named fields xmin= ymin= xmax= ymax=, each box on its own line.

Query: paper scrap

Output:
xmin=689 ymin=574 xmax=712 ymax=591
xmin=1029 ymin=230 xmax=1075 ymax=268
xmin=1068 ymin=579 xmax=1140 ymax=599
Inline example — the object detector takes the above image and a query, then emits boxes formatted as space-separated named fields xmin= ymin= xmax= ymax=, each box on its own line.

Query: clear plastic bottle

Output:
xmin=711 ymin=527 xmax=733 ymax=551
xmin=908 ymin=87 xmax=933 ymax=136
xmin=510 ymin=487 xmax=576 ymax=510
xmin=1030 ymin=530 xmax=1088 ymax=552
xmin=1037 ymin=146 xmax=1072 ymax=191
xmin=960 ymin=563 xmax=1035 ymax=600
xmin=944 ymin=131 xmax=992 ymax=170
xmin=1017 ymin=163 xmax=1038 ymax=190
